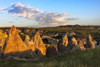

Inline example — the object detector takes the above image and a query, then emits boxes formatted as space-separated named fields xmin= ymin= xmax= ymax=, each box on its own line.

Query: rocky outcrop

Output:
xmin=46 ymin=45 xmax=58 ymax=57
xmin=24 ymin=35 xmax=34 ymax=46
xmin=42 ymin=36 xmax=59 ymax=45
xmin=67 ymin=37 xmax=78 ymax=50
xmin=3 ymin=25 xmax=27 ymax=54
xmin=0 ymin=32 xmax=7 ymax=48
xmin=33 ymin=31 xmax=46 ymax=55
xmin=58 ymin=34 xmax=68 ymax=52
xmin=86 ymin=34 xmax=95 ymax=49
xmin=24 ymin=35 xmax=35 ymax=51
xmin=3 ymin=26 xmax=46 ymax=56
xmin=71 ymin=37 xmax=77 ymax=46
xmin=24 ymin=32 xmax=46 ymax=55
xmin=61 ymin=34 xmax=68 ymax=47
xmin=78 ymin=41 xmax=86 ymax=50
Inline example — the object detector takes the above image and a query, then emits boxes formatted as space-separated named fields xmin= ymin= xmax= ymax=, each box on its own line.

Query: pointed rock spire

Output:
xmin=57 ymin=34 xmax=68 ymax=52
xmin=62 ymin=34 xmax=68 ymax=47
xmin=3 ymin=25 xmax=27 ymax=54
xmin=86 ymin=34 xmax=95 ymax=49
xmin=33 ymin=31 xmax=46 ymax=55
xmin=71 ymin=37 xmax=77 ymax=46
xmin=9 ymin=25 xmax=16 ymax=35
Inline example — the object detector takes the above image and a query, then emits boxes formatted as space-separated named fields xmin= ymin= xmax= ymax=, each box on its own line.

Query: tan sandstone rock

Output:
xmin=67 ymin=37 xmax=78 ymax=50
xmin=33 ymin=31 xmax=46 ymax=55
xmin=78 ymin=41 xmax=86 ymax=50
xmin=57 ymin=34 xmax=68 ymax=52
xmin=62 ymin=34 xmax=68 ymax=47
xmin=86 ymin=34 xmax=95 ymax=49
xmin=3 ymin=25 xmax=27 ymax=54
xmin=71 ymin=37 xmax=77 ymax=46
xmin=0 ymin=32 xmax=7 ymax=48
xmin=24 ymin=35 xmax=35 ymax=51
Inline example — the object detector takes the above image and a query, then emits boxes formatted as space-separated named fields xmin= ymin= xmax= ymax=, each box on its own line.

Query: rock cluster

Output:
xmin=0 ymin=25 xmax=97 ymax=58
xmin=3 ymin=25 xmax=46 ymax=56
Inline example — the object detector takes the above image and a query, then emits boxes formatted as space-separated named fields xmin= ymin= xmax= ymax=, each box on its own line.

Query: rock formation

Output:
xmin=71 ymin=37 xmax=77 ymax=46
xmin=3 ymin=25 xmax=27 ymax=54
xmin=81 ymin=39 xmax=86 ymax=44
xmin=24 ymin=35 xmax=35 ymax=51
xmin=24 ymin=35 xmax=34 ymax=46
xmin=78 ymin=41 xmax=86 ymax=50
xmin=67 ymin=37 xmax=78 ymax=50
xmin=62 ymin=34 xmax=68 ymax=46
xmin=42 ymin=35 xmax=59 ymax=45
xmin=0 ymin=32 xmax=7 ymax=48
xmin=58 ymin=34 xmax=68 ymax=52
xmin=86 ymin=34 xmax=95 ymax=49
xmin=33 ymin=31 xmax=46 ymax=55
xmin=46 ymin=45 xmax=58 ymax=57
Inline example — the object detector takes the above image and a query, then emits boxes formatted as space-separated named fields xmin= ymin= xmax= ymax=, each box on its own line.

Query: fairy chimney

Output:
xmin=33 ymin=31 xmax=46 ymax=55
xmin=86 ymin=34 xmax=95 ymax=49
xmin=62 ymin=34 xmax=68 ymax=47
xmin=3 ymin=25 xmax=27 ymax=54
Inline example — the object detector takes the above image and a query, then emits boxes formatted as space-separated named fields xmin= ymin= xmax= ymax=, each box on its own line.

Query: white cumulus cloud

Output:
xmin=8 ymin=3 xmax=42 ymax=19
xmin=1 ymin=3 xmax=78 ymax=27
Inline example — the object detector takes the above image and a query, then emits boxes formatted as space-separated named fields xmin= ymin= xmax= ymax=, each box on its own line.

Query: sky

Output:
xmin=0 ymin=0 xmax=100 ymax=27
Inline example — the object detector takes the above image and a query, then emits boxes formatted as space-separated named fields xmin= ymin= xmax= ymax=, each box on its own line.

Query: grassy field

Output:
xmin=0 ymin=47 xmax=100 ymax=67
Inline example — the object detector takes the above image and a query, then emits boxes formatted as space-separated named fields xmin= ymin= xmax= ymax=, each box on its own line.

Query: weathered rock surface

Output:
xmin=46 ymin=45 xmax=58 ymax=57
xmin=3 ymin=25 xmax=27 ymax=54
xmin=42 ymin=36 xmax=59 ymax=45
xmin=33 ymin=31 xmax=46 ymax=55
xmin=86 ymin=34 xmax=95 ymax=49
xmin=24 ymin=35 xmax=35 ymax=51
xmin=78 ymin=41 xmax=86 ymax=50
xmin=58 ymin=34 xmax=68 ymax=52
xmin=67 ymin=37 xmax=78 ymax=50
xmin=60 ymin=34 xmax=68 ymax=47
xmin=71 ymin=37 xmax=77 ymax=46
xmin=0 ymin=32 xmax=7 ymax=48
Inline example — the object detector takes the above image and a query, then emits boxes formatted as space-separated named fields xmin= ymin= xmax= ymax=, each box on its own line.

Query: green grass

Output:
xmin=0 ymin=47 xmax=100 ymax=67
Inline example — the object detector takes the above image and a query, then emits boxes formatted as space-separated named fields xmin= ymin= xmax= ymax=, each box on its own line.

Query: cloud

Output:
xmin=35 ymin=12 xmax=67 ymax=23
xmin=0 ymin=8 xmax=8 ymax=11
xmin=8 ymin=2 xmax=42 ymax=19
xmin=1 ymin=3 xmax=78 ymax=27
xmin=67 ymin=17 xmax=79 ymax=20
